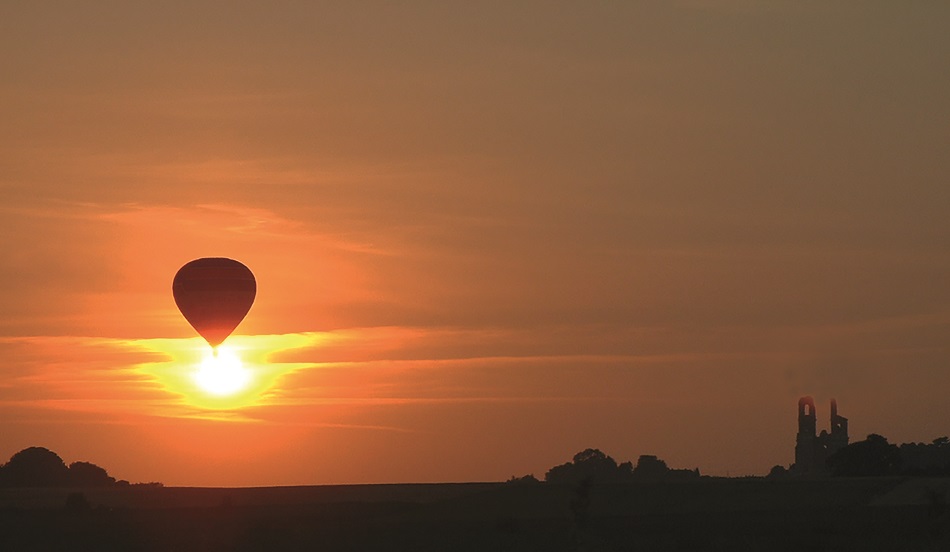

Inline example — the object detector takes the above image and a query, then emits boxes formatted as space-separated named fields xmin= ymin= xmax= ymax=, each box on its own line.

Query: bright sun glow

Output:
xmin=194 ymin=346 xmax=251 ymax=396
xmin=135 ymin=334 xmax=321 ymax=411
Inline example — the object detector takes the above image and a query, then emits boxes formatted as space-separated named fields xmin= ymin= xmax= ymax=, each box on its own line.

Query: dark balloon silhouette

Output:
xmin=172 ymin=258 xmax=256 ymax=349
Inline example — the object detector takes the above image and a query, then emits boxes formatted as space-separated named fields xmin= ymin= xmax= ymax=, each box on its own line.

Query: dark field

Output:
xmin=2 ymin=478 xmax=949 ymax=551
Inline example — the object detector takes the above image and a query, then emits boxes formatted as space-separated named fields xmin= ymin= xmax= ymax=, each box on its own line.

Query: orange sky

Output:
xmin=2 ymin=2 xmax=949 ymax=486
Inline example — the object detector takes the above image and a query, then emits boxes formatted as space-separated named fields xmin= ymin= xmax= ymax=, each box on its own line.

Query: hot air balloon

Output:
xmin=172 ymin=258 xmax=256 ymax=350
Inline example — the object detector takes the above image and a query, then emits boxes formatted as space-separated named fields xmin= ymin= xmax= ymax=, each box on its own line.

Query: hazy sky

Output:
xmin=2 ymin=1 xmax=949 ymax=486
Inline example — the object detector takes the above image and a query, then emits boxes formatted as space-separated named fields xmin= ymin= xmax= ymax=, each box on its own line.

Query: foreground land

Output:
xmin=1 ymin=477 xmax=949 ymax=551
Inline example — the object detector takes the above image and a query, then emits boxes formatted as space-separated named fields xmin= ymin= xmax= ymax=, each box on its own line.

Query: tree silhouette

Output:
xmin=68 ymin=461 xmax=116 ymax=487
xmin=899 ymin=437 xmax=950 ymax=476
xmin=827 ymin=434 xmax=901 ymax=477
xmin=0 ymin=447 xmax=120 ymax=488
xmin=544 ymin=448 xmax=632 ymax=484
xmin=543 ymin=449 xmax=698 ymax=484
xmin=633 ymin=455 xmax=668 ymax=480
xmin=0 ymin=447 xmax=70 ymax=487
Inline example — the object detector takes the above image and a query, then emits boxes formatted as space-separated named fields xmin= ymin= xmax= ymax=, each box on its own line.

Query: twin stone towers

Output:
xmin=793 ymin=396 xmax=849 ymax=476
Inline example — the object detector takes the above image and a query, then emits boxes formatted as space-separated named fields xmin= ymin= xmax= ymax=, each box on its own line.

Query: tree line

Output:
xmin=827 ymin=435 xmax=950 ymax=477
xmin=509 ymin=448 xmax=700 ymax=485
xmin=0 ymin=446 xmax=158 ymax=488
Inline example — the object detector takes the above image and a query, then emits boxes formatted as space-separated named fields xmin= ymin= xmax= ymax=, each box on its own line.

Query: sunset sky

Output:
xmin=2 ymin=1 xmax=949 ymax=486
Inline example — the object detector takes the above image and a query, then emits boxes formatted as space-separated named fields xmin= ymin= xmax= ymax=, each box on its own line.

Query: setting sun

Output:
xmin=195 ymin=346 xmax=251 ymax=396
xmin=131 ymin=334 xmax=320 ymax=412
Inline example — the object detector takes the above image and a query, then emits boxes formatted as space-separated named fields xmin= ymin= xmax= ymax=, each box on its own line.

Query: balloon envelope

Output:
xmin=172 ymin=258 xmax=256 ymax=348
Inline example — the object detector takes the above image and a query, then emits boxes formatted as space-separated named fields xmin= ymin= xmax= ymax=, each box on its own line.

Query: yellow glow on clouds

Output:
xmin=135 ymin=334 xmax=319 ymax=411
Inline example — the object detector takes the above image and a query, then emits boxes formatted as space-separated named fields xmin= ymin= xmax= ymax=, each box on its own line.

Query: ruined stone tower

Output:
xmin=792 ymin=396 xmax=849 ymax=476
xmin=794 ymin=396 xmax=817 ymax=472
xmin=828 ymin=399 xmax=849 ymax=452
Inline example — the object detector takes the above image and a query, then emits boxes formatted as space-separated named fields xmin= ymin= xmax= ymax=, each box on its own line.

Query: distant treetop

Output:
xmin=543 ymin=448 xmax=699 ymax=484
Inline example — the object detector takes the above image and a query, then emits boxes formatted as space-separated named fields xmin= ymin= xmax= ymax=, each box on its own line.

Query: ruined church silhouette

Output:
xmin=792 ymin=396 xmax=849 ymax=476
